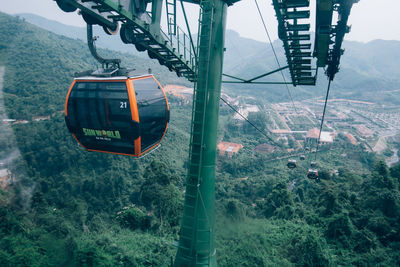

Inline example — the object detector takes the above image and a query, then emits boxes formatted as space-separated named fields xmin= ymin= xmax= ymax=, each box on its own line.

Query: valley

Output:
xmin=0 ymin=11 xmax=400 ymax=267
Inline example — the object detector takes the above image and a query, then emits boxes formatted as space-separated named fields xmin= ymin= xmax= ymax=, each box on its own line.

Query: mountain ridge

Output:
xmin=9 ymin=12 xmax=400 ymax=105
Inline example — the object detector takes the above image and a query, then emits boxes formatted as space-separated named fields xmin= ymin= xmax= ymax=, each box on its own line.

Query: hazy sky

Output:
xmin=0 ymin=0 xmax=399 ymax=43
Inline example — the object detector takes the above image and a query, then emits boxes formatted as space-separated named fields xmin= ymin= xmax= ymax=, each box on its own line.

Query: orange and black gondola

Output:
xmin=65 ymin=74 xmax=169 ymax=157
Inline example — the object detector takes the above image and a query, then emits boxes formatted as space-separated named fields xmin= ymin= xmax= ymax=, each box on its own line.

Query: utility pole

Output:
xmin=174 ymin=0 xmax=227 ymax=266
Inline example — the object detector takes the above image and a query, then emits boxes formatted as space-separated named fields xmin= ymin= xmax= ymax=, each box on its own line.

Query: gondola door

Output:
xmin=131 ymin=76 xmax=169 ymax=156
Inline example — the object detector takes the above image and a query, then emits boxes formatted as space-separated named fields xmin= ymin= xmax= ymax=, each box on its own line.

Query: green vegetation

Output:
xmin=0 ymin=12 xmax=400 ymax=266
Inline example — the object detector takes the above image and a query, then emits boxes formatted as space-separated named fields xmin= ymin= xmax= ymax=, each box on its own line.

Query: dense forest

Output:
xmin=1 ymin=12 xmax=400 ymax=266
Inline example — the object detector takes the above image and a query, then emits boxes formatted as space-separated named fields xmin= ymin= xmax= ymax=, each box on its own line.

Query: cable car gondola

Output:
xmin=65 ymin=73 xmax=169 ymax=157
xmin=310 ymin=161 xmax=317 ymax=168
xmin=307 ymin=169 xmax=319 ymax=179
xmin=287 ymin=159 xmax=297 ymax=169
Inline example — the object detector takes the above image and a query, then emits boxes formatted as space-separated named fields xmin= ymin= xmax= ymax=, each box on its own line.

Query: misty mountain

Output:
xmin=224 ymin=29 xmax=400 ymax=104
xmin=11 ymin=13 xmax=400 ymax=105
xmin=335 ymin=40 xmax=400 ymax=102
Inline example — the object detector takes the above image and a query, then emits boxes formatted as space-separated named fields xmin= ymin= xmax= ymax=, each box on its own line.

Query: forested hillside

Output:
xmin=1 ymin=12 xmax=400 ymax=266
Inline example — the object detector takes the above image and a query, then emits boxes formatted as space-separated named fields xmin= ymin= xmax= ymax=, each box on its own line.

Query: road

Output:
xmin=386 ymin=148 xmax=399 ymax=167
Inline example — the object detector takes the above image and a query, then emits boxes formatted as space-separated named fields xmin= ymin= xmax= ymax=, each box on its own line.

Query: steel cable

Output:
xmin=314 ymin=79 xmax=332 ymax=161
xmin=254 ymin=0 xmax=298 ymax=114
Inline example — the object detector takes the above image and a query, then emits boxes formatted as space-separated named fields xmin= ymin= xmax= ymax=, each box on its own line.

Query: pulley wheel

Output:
xmin=103 ymin=23 xmax=120 ymax=35
xmin=135 ymin=43 xmax=146 ymax=52
xmin=82 ymin=12 xmax=98 ymax=25
xmin=120 ymin=24 xmax=135 ymax=44
xmin=56 ymin=0 xmax=77 ymax=12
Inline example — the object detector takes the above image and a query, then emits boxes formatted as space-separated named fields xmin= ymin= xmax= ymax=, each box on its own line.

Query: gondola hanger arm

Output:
xmin=87 ymin=24 xmax=121 ymax=69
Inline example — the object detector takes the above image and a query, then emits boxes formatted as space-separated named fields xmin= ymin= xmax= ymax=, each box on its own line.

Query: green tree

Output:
xmin=262 ymin=181 xmax=294 ymax=219
xmin=140 ymin=161 xmax=183 ymax=228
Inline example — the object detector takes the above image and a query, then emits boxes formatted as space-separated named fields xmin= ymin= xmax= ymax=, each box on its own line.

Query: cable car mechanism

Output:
xmin=56 ymin=0 xmax=120 ymax=36
xmin=65 ymin=24 xmax=169 ymax=157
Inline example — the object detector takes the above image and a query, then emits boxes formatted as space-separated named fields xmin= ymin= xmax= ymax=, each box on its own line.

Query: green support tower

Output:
xmin=174 ymin=0 xmax=227 ymax=266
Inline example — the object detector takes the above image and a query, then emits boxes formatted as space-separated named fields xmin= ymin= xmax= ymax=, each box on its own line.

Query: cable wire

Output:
xmin=314 ymin=79 xmax=332 ymax=161
xmin=254 ymin=0 xmax=312 ymax=165
xmin=254 ymin=0 xmax=298 ymax=114
xmin=220 ymin=97 xmax=281 ymax=147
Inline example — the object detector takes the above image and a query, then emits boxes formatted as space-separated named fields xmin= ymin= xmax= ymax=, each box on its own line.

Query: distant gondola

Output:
xmin=287 ymin=159 xmax=297 ymax=169
xmin=310 ymin=161 xmax=317 ymax=168
xmin=65 ymin=74 xmax=169 ymax=157
xmin=307 ymin=169 xmax=319 ymax=179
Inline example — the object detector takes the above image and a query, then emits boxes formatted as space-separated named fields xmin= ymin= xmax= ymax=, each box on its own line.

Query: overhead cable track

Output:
xmin=57 ymin=0 xmax=197 ymax=81
xmin=272 ymin=0 xmax=316 ymax=86
xmin=254 ymin=0 xmax=299 ymax=114
xmin=324 ymin=0 xmax=359 ymax=81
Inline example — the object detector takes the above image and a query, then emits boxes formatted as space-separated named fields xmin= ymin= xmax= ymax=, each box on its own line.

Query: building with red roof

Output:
xmin=217 ymin=142 xmax=243 ymax=157
xmin=306 ymin=128 xmax=335 ymax=145
xmin=346 ymin=133 xmax=357 ymax=145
